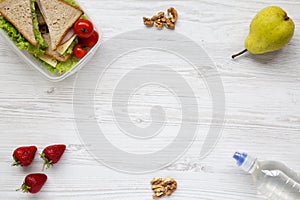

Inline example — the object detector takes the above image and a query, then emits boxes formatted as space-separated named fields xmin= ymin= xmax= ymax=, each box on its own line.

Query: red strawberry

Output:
xmin=17 ymin=173 xmax=47 ymax=194
xmin=41 ymin=144 xmax=66 ymax=171
xmin=12 ymin=146 xmax=37 ymax=166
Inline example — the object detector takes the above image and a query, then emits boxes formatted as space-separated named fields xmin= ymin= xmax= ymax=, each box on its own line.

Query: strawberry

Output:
xmin=12 ymin=146 xmax=37 ymax=166
xmin=41 ymin=144 xmax=66 ymax=171
xmin=17 ymin=173 xmax=47 ymax=194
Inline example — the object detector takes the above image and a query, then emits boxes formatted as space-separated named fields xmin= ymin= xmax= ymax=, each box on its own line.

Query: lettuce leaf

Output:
xmin=64 ymin=38 xmax=78 ymax=56
xmin=31 ymin=0 xmax=47 ymax=49
xmin=0 ymin=16 xmax=45 ymax=56
xmin=63 ymin=0 xmax=78 ymax=7
xmin=56 ymin=56 xmax=78 ymax=74
xmin=80 ymin=14 xmax=88 ymax=20
xmin=37 ymin=55 xmax=78 ymax=75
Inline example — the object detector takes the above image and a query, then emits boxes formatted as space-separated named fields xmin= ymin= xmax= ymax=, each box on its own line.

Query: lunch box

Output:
xmin=0 ymin=1 xmax=102 ymax=82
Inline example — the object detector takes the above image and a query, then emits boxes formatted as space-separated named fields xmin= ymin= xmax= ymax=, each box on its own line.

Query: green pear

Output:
xmin=232 ymin=6 xmax=295 ymax=59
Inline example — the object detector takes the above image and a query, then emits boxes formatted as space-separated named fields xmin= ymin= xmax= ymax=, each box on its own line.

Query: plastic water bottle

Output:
xmin=233 ymin=152 xmax=300 ymax=200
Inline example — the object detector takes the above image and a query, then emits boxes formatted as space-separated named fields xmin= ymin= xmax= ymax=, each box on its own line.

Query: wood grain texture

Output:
xmin=0 ymin=0 xmax=300 ymax=199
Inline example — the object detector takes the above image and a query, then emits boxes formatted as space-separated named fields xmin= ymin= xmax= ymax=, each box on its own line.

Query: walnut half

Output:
xmin=143 ymin=17 xmax=154 ymax=27
xmin=167 ymin=7 xmax=178 ymax=23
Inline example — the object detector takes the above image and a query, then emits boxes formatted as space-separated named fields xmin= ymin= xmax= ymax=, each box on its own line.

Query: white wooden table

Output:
xmin=0 ymin=0 xmax=300 ymax=199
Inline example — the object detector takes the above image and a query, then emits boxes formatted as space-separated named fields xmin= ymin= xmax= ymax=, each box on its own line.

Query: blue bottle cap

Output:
xmin=233 ymin=152 xmax=248 ymax=166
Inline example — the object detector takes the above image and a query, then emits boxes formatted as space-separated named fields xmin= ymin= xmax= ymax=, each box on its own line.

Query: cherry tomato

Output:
xmin=74 ymin=19 xmax=94 ymax=38
xmin=73 ymin=44 xmax=88 ymax=59
xmin=79 ymin=31 xmax=99 ymax=48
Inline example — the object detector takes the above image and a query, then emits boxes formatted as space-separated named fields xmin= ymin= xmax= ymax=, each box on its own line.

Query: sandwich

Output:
xmin=0 ymin=0 xmax=84 ymax=75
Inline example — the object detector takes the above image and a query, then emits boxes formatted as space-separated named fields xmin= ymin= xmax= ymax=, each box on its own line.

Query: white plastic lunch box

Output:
xmin=0 ymin=1 xmax=101 ymax=82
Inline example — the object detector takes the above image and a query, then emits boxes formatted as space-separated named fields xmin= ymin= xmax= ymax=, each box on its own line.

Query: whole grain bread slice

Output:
xmin=42 ymin=33 xmax=70 ymax=62
xmin=36 ymin=0 xmax=82 ymax=51
xmin=0 ymin=0 xmax=37 ymax=46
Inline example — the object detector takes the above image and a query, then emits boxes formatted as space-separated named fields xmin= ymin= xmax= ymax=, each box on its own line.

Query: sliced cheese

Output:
xmin=57 ymin=34 xmax=77 ymax=55
xmin=38 ymin=54 xmax=58 ymax=67
xmin=37 ymin=33 xmax=76 ymax=67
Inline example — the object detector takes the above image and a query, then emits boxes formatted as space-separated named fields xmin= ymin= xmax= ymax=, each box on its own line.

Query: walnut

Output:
xmin=150 ymin=177 xmax=177 ymax=199
xmin=143 ymin=17 xmax=154 ymax=27
xmin=161 ymin=17 xmax=167 ymax=23
xmin=151 ymin=178 xmax=163 ymax=185
xmin=143 ymin=7 xmax=178 ymax=30
xmin=151 ymin=11 xmax=165 ymax=21
xmin=154 ymin=21 xmax=163 ymax=29
xmin=167 ymin=7 xmax=178 ymax=23
xmin=152 ymin=184 xmax=165 ymax=192
xmin=152 ymin=192 xmax=164 ymax=199
xmin=164 ymin=19 xmax=175 ymax=30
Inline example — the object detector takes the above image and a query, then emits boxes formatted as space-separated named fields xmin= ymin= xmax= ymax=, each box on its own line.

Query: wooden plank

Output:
xmin=0 ymin=0 xmax=299 ymax=199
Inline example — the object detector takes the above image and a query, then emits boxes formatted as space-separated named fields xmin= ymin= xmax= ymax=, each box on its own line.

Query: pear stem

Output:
xmin=232 ymin=49 xmax=248 ymax=59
